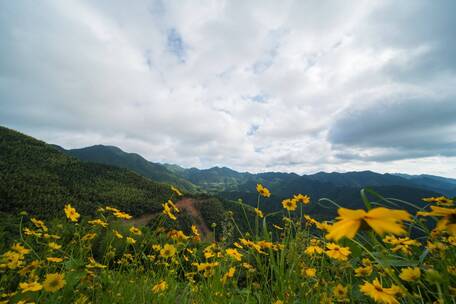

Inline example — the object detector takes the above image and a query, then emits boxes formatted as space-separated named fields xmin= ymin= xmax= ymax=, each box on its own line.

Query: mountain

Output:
xmin=394 ymin=173 xmax=456 ymax=197
xmin=59 ymin=145 xmax=200 ymax=193
xmin=0 ymin=126 xmax=174 ymax=219
xmin=61 ymin=143 xmax=451 ymax=202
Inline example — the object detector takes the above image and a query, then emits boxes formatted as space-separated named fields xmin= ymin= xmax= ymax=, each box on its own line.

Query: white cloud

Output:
xmin=1 ymin=0 xmax=456 ymax=177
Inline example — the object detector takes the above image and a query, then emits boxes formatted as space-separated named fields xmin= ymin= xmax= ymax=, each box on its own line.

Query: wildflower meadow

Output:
xmin=1 ymin=185 xmax=455 ymax=303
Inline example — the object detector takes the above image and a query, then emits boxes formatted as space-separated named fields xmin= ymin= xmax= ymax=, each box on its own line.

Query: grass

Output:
xmin=0 ymin=186 xmax=455 ymax=303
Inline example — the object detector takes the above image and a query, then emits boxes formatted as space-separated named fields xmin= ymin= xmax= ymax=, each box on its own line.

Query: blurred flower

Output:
xmin=326 ymin=208 xmax=411 ymax=241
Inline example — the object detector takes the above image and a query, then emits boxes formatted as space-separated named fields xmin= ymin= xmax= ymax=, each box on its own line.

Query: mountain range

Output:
xmin=1 ymin=125 xmax=453 ymax=235
xmin=57 ymin=144 xmax=456 ymax=198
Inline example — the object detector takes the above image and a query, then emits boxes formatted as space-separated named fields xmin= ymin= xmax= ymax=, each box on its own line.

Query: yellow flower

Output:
xmin=46 ymin=257 xmax=64 ymax=263
xmin=256 ymin=184 xmax=271 ymax=198
xmin=43 ymin=273 xmax=65 ymax=292
xmin=293 ymin=194 xmax=310 ymax=204
xmin=160 ymin=244 xmax=176 ymax=258
xmin=304 ymin=245 xmax=324 ymax=255
xmin=399 ymin=267 xmax=420 ymax=282
xmin=326 ymin=207 xmax=412 ymax=241
xmin=221 ymin=267 xmax=236 ymax=284
xmin=423 ymin=196 xmax=454 ymax=206
xmin=64 ymin=204 xmax=80 ymax=222
xmin=162 ymin=203 xmax=177 ymax=221
xmin=2 ymin=250 xmax=24 ymax=269
xmin=12 ymin=243 xmax=31 ymax=255
xmin=282 ymin=198 xmax=297 ymax=211
xmin=333 ymin=284 xmax=349 ymax=302
xmin=152 ymin=280 xmax=168 ymax=294
xmin=355 ymin=265 xmax=373 ymax=277
xmin=81 ymin=233 xmax=97 ymax=241
xmin=360 ymin=278 xmax=401 ymax=304
xmin=254 ymin=208 xmax=264 ymax=218
xmin=129 ymin=226 xmax=142 ymax=236
xmin=417 ymin=206 xmax=456 ymax=235
xmin=171 ymin=185 xmax=183 ymax=196
xmin=19 ymin=281 xmax=42 ymax=293
xmin=191 ymin=225 xmax=200 ymax=236
xmin=383 ymin=235 xmax=420 ymax=255
xmin=88 ymin=219 xmax=108 ymax=228
xmin=113 ymin=211 xmax=132 ymax=220
xmin=126 ymin=237 xmax=136 ymax=245
xmin=112 ymin=230 xmax=123 ymax=239
xmin=30 ymin=218 xmax=48 ymax=231
xmin=303 ymin=267 xmax=316 ymax=278
xmin=48 ymin=242 xmax=61 ymax=250
xmin=86 ymin=257 xmax=107 ymax=269
xmin=325 ymin=243 xmax=351 ymax=261
xmin=225 ymin=248 xmax=243 ymax=262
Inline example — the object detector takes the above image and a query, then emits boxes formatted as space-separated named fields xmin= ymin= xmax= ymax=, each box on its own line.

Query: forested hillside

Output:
xmin=0 ymin=126 xmax=173 ymax=219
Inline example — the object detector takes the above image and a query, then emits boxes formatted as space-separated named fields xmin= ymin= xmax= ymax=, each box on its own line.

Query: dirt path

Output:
xmin=130 ymin=198 xmax=211 ymax=238
xmin=175 ymin=198 xmax=211 ymax=236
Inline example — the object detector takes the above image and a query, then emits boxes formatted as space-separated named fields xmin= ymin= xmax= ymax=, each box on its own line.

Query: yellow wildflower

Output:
xmin=333 ymin=284 xmax=349 ymax=302
xmin=46 ymin=257 xmax=63 ymax=263
xmin=254 ymin=208 xmax=264 ymax=218
xmin=282 ymin=198 xmax=297 ymax=211
xmin=64 ymin=204 xmax=80 ymax=222
xmin=399 ymin=267 xmax=421 ymax=282
xmin=360 ymin=278 xmax=401 ymax=304
xmin=113 ymin=211 xmax=132 ymax=220
xmin=126 ymin=237 xmax=136 ymax=245
xmin=19 ymin=281 xmax=42 ymax=293
xmin=256 ymin=184 xmax=271 ymax=197
xmin=11 ymin=243 xmax=30 ymax=255
xmin=221 ymin=267 xmax=236 ymax=284
xmin=355 ymin=265 xmax=373 ymax=277
xmin=48 ymin=242 xmax=61 ymax=250
xmin=81 ymin=233 xmax=97 ymax=241
xmin=30 ymin=218 xmax=48 ymax=231
xmin=293 ymin=194 xmax=310 ymax=204
xmin=304 ymin=245 xmax=324 ymax=255
xmin=43 ymin=273 xmax=65 ymax=292
xmin=152 ymin=280 xmax=168 ymax=294
xmin=129 ymin=226 xmax=142 ymax=236
xmin=417 ymin=206 xmax=456 ymax=235
xmin=326 ymin=207 xmax=412 ymax=241
xmin=88 ymin=219 xmax=108 ymax=228
xmin=225 ymin=248 xmax=243 ymax=262
xmin=191 ymin=225 xmax=200 ymax=236
xmin=171 ymin=185 xmax=183 ymax=196
xmin=160 ymin=244 xmax=176 ymax=259
xmin=303 ymin=267 xmax=316 ymax=277
xmin=162 ymin=203 xmax=177 ymax=221
xmin=112 ymin=230 xmax=123 ymax=239
xmin=325 ymin=243 xmax=351 ymax=261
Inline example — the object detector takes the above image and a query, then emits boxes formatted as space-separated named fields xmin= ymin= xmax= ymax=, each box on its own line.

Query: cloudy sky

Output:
xmin=1 ymin=1 xmax=456 ymax=177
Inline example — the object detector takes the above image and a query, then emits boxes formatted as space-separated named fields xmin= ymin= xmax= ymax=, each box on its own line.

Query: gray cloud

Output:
xmin=1 ymin=0 xmax=456 ymax=177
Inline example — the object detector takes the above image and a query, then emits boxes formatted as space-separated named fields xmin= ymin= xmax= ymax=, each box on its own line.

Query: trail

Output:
xmin=130 ymin=198 xmax=211 ymax=238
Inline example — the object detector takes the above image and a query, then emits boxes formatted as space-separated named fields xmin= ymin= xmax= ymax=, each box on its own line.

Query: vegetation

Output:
xmin=1 ymin=184 xmax=455 ymax=303
xmin=0 ymin=126 xmax=173 ymax=219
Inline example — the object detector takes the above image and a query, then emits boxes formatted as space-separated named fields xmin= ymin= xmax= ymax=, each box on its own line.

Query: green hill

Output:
xmin=60 ymin=145 xmax=200 ymax=193
xmin=0 ymin=126 xmax=173 ymax=219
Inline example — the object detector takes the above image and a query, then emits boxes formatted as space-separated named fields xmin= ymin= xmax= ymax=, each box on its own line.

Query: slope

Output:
xmin=0 ymin=126 xmax=173 ymax=219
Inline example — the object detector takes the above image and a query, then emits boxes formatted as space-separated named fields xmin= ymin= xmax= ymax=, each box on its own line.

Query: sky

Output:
xmin=1 ymin=0 xmax=456 ymax=177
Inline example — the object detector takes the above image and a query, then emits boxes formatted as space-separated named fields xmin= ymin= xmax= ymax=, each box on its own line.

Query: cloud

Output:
xmin=1 ymin=0 xmax=456 ymax=177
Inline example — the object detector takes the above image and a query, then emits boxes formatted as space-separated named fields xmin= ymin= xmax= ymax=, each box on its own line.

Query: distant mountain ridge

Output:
xmin=57 ymin=144 xmax=200 ymax=193
xmin=59 ymin=144 xmax=454 ymax=198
